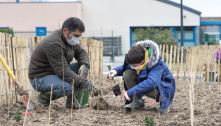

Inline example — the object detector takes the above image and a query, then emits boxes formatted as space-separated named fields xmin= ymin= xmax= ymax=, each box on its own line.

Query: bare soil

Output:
xmin=0 ymin=78 xmax=221 ymax=126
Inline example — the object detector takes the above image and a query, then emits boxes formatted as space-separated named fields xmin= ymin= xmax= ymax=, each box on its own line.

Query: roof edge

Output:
xmin=158 ymin=0 xmax=201 ymax=15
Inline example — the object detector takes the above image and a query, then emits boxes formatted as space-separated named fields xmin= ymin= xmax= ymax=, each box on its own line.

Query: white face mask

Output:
xmin=67 ymin=36 xmax=80 ymax=46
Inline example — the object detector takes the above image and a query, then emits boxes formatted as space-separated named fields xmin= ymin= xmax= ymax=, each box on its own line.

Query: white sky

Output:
xmin=172 ymin=0 xmax=221 ymax=17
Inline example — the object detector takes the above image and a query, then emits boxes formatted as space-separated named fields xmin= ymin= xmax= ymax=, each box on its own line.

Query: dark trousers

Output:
xmin=123 ymin=69 xmax=160 ymax=102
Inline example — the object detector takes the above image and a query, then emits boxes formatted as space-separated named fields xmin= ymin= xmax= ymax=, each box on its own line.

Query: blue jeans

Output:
xmin=30 ymin=63 xmax=80 ymax=98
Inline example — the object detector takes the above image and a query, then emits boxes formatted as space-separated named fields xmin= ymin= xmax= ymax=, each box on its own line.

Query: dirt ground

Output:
xmin=0 ymin=77 xmax=221 ymax=126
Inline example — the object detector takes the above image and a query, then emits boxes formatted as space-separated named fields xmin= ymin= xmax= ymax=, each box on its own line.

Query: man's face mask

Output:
xmin=65 ymin=29 xmax=82 ymax=46
xmin=67 ymin=36 xmax=80 ymax=46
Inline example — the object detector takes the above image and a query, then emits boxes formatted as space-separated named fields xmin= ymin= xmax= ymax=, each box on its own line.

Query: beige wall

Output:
xmin=0 ymin=2 xmax=82 ymax=31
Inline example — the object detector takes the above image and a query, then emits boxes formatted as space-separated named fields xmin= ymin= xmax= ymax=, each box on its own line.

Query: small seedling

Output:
xmin=144 ymin=116 xmax=155 ymax=126
xmin=14 ymin=107 xmax=22 ymax=122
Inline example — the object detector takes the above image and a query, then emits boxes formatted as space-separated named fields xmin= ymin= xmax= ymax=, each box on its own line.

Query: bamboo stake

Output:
xmin=162 ymin=44 xmax=165 ymax=61
xmin=71 ymin=84 xmax=74 ymax=121
xmin=206 ymin=46 xmax=209 ymax=83
xmin=218 ymin=47 xmax=221 ymax=83
xmin=166 ymin=44 xmax=169 ymax=64
xmin=169 ymin=45 xmax=173 ymax=70
xmin=173 ymin=45 xmax=177 ymax=78
xmin=48 ymin=84 xmax=53 ymax=125
xmin=212 ymin=46 xmax=217 ymax=82
xmin=189 ymin=49 xmax=195 ymax=126
xmin=181 ymin=46 xmax=184 ymax=79
xmin=23 ymin=91 xmax=32 ymax=126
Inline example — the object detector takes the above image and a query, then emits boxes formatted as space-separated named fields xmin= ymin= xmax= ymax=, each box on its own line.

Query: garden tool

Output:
xmin=107 ymin=65 xmax=122 ymax=96
xmin=112 ymin=81 xmax=121 ymax=96
xmin=0 ymin=54 xmax=36 ymax=112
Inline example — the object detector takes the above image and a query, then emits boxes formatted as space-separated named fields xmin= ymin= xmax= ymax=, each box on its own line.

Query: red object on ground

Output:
xmin=22 ymin=112 xmax=33 ymax=116
xmin=146 ymin=99 xmax=158 ymax=106
xmin=21 ymin=95 xmax=29 ymax=108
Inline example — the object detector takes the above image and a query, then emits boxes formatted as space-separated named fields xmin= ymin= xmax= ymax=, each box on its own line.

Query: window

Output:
xmin=175 ymin=27 xmax=194 ymax=41
xmin=91 ymin=37 xmax=122 ymax=56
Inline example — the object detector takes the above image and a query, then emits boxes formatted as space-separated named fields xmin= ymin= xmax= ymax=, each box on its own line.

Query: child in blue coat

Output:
xmin=108 ymin=40 xmax=176 ymax=114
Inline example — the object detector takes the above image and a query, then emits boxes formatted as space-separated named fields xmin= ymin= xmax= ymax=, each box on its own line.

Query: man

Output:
xmin=108 ymin=40 xmax=176 ymax=114
xmin=29 ymin=17 xmax=93 ymax=109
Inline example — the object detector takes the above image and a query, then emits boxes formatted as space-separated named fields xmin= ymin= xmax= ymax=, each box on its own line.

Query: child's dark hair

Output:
xmin=126 ymin=45 xmax=145 ymax=64
xmin=62 ymin=17 xmax=85 ymax=32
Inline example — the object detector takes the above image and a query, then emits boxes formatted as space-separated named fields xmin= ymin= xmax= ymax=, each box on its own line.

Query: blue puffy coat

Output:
xmin=113 ymin=40 xmax=176 ymax=112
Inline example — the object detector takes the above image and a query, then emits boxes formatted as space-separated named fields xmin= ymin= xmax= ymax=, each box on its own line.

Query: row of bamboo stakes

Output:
xmin=0 ymin=33 xmax=103 ymax=106
xmin=159 ymin=44 xmax=221 ymax=83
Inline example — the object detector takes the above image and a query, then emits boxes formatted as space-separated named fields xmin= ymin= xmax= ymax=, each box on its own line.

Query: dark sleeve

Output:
xmin=74 ymin=45 xmax=90 ymax=68
xmin=113 ymin=65 xmax=124 ymax=76
xmin=113 ymin=54 xmax=130 ymax=76
xmin=45 ymin=43 xmax=78 ymax=83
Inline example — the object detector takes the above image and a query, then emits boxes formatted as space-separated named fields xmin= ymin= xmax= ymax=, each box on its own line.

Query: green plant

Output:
xmin=0 ymin=28 xmax=14 ymax=36
xmin=144 ymin=116 xmax=155 ymax=126
xmin=14 ymin=107 xmax=22 ymax=122
xmin=133 ymin=28 xmax=176 ymax=45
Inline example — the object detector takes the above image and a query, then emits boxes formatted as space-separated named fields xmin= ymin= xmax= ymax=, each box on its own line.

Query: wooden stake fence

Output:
xmin=0 ymin=33 xmax=103 ymax=105
xmin=159 ymin=44 xmax=221 ymax=83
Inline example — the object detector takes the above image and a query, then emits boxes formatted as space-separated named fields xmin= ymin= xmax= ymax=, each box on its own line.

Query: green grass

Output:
xmin=144 ymin=116 xmax=155 ymax=126
xmin=14 ymin=107 xmax=22 ymax=122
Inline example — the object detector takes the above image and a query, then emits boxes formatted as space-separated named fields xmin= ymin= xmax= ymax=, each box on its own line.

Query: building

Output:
xmin=0 ymin=1 xmax=82 ymax=37
xmin=82 ymin=0 xmax=201 ymax=55
xmin=200 ymin=17 xmax=221 ymax=44
xmin=0 ymin=0 xmax=202 ymax=55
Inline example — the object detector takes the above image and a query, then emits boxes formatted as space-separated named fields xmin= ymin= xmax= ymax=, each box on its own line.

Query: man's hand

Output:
xmin=74 ymin=76 xmax=101 ymax=96
xmin=107 ymin=70 xmax=117 ymax=79
xmin=74 ymin=76 xmax=92 ymax=91
xmin=82 ymin=80 xmax=101 ymax=97
xmin=78 ymin=64 xmax=89 ymax=78
xmin=82 ymin=80 xmax=93 ymax=92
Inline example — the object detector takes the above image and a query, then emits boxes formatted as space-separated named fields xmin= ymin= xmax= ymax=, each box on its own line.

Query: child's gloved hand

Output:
xmin=123 ymin=91 xmax=131 ymax=101
xmin=107 ymin=70 xmax=117 ymax=79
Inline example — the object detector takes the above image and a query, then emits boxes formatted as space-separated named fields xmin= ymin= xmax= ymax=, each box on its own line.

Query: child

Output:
xmin=108 ymin=40 xmax=176 ymax=114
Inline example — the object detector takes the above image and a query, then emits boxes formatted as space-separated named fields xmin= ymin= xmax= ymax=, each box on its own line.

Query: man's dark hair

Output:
xmin=126 ymin=45 xmax=145 ymax=64
xmin=62 ymin=17 xmax=85 ymax=32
